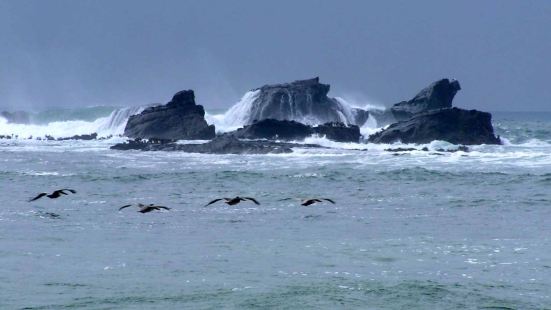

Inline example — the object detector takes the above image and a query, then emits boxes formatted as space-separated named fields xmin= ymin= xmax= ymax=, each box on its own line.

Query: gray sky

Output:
xmin=1 ymin=0 xmax=550 ymax=111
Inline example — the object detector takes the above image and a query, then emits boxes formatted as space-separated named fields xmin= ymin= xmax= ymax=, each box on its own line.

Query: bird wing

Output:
xmin=204 ymin=198 xmax=224 ymax=207
xmin=60 ymin=189 xmax=77 ymax=194
xmin=156 ymin=206 xmax=171 ymax=210
xmin=29 ymin=193 xmax=47 ymax=202
xmin=322 ymin=198 xmax=335 ymax=204
xmin=53 ymin=190 xmax=68 ymax=196
xmin=244 ymin=197 xmax=260 ymax=205
xmin=119 ymin=204 xmax=133 ymax=211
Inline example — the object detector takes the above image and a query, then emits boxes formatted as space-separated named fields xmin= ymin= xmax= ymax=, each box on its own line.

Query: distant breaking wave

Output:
xmin=0 ymin=106 xmax=145 ymax=138
xmin=205 ymin=91 xmax=385 ymax=134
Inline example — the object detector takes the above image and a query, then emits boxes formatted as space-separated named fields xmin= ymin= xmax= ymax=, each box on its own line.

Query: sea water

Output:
xmin=0 ymin=111 xmax=550 ymax=309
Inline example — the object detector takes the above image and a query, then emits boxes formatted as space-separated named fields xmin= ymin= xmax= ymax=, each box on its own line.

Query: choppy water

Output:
xmin=1 ymin=112 xmax=550 ymax=309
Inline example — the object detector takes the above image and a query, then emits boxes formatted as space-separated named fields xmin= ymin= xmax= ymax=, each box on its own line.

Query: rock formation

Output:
xmin=313 ymin=122 xmax=361 ymax=143
xmin=390 ymin=78 xmax=461 ymax=121
xmin=227 ymin=119 xmax=361 ymax=143
xmin=124 ymin=90 xmax=215 ymax=140
xmin=237 ymin=77 xmax=368 ymax=126
xmin=111 ymin=135 xmax=323 ymax=154
xmin=368 ymin=107 xmax=501 ymax=145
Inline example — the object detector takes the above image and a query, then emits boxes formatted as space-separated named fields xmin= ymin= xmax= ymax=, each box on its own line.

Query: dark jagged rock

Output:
xmin=368 ymin=108 xmax=501 ymax=145
xmin=390 ymin=79 xmax=461 ymax=121
xmin=313 ymin=122 xmax=360 ymax=143
xmin=227 ymin=119 xmax=360 ymax=143
xmin=124 ymin=90 xmax=215 ymax=140
xmin=110 ymin=135 xmax=323 ymax=154
xmin=230 ymin=119 xmax=312 ymax=140
xmin=58 ymin=133 xmax=98 ymax=141
xmin=242 ymin=77 xmax=368 ymax=126
xmin=1 ymin=111 xmax=31 ymax=124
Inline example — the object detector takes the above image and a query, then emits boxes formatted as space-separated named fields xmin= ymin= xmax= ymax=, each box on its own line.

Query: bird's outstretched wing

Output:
xmin=156 ymin=206 xmax=171 ymax=210
xmin=322 ymin=198 xmax=335 ymax=204
xmin=244 ymin=197 xmax=260 ymax=205
xmin=53 ymin=190 xmax=69 ymax=196
xmin=60 ymin=189 xmax=77 ymax=194
xmin=29 ymin=193 xmax=47 ymax=202
xmin=119 ymin=204 xmax=133 ymax=211
xmin=278 ymin=198 xmax=293 ymax=201
xmin=204 ymin=198 xmax=224 ymax=207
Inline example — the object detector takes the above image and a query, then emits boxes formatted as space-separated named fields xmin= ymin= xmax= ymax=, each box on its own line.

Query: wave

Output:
xmin=0 ymin=106 xmax=144 ymax=138
xmin=205 ymin=90 xmax=261 ymax=133
xmin=205 ymin=92 xmax=385 ymax=133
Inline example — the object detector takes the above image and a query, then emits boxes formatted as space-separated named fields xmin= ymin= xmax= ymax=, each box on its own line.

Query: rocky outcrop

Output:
xmin=390 ymin=79 xmax=461 ymax=121
xmin=124 ymin=90 xmax=215 ymax=140
xmin=57 ymin=133 xmax=98 ymax=141
xmin=313 ymin=122 xmax=361 ymax=143
xmin=238 ymin=77 xmax=368 ymax=126
xmin=1 ymin=111 xmax=31 ymax=124
xmin=227 ymin=119 xmax=360 ymax=143
xmin=111 ymin=135 xmax=322 ymax=154
xmin=229 ymin=119 xmax=312 ymax=140
xmin=368 ymin=108 xmax=501 ymax=145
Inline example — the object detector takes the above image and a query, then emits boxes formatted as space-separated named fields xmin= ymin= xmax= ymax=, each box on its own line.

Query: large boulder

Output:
xmin=227 ymin=119 xmax=361 ymax=143
xmin=368 ymin=107 xmax=501 ymax=145
xmin=124 ymin=90 xmax=215 ymax=140
xmin=1 ymin=111 xmax=31 ymax=124
xmin=390 ymin=79 xmax=461 ymax=121
xmin=230 ymin=119 xmax=312 ymax=140
xmin=313 ymin=122 xmax=360 ymax=143
xmin=236 ymin=77 xmax=368 ymax=126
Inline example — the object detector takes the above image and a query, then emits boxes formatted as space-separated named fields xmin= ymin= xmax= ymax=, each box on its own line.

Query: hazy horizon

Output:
xmin=1 ymin=0 xmax=550 ymax=112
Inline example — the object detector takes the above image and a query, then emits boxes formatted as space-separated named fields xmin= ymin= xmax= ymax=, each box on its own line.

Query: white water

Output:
xmin=205 ymin=92 xmax=385 ymax=133
xmin=205 ymin=90 xmax=261 ymax=133
xmin=0 ymin=106 xmax=144 ymax=138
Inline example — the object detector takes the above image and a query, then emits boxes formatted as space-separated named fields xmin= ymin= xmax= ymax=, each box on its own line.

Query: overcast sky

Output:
xmin=0 ymin=0 xmax=550 ymax=111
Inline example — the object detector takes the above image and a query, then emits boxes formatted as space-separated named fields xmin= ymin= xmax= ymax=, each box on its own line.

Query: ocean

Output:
xmin=0 ymin=108 xmax=550 ymax=309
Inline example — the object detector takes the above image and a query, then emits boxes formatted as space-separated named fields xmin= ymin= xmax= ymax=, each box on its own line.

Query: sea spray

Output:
xmin=0 ymin=106 xmax=145 ymax=138
xmin=206 ymin=92 xmax=389 ymax=133
xmin=205 ymin=90 xmax=261 ymax=133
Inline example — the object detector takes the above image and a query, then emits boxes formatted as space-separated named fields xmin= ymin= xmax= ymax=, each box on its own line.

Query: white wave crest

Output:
xmin=205 ymin=90 xmax=260 ymax=133
xmin=206 ymin=91 xmax=388 ymax=132
xmin=0 ymin=106 xmax=144 ymax=139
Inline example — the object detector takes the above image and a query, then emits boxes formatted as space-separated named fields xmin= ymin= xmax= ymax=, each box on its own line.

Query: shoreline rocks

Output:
xmin=111 ymin=135 xmax=323 ymax=154
xmin=241 ymin=77 xmax=369 ymax=126
xmin=227 ymin=119 xmax=360 ymax=143
xmin=390 ymin=79 xmax=461 ymax=121
xmin=124 ymin=90 xmax=215 ymax=140
xmin=368 ymin=108 xmax=501 ymax=145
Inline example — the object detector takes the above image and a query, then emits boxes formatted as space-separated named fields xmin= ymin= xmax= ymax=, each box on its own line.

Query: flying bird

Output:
xmin=279 ymin=197 xmax=335 ymax=206
xmin=301 ymin=198 xmax=335 ymax=206
xmin=204 ymin=196 xmax=260 ymax=207
xmin=119 ymin=203 xmax=171 ymax=213
xmin=29 ymin=189 xmax=77 ymax=202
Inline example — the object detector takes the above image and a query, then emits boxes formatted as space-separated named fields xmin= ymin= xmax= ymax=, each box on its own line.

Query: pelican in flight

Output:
xmin=119 ymin=203 xmax=171 ymax=213
xmin=301 ymin=198 xmax=335 ymax=206
xmin=29 ymin=189 xmax=77 ymax=202
xmin=204 ymin=196 xmax=260 ymax=207
xmin=280 ymin=197 xmax=335 ymax=206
